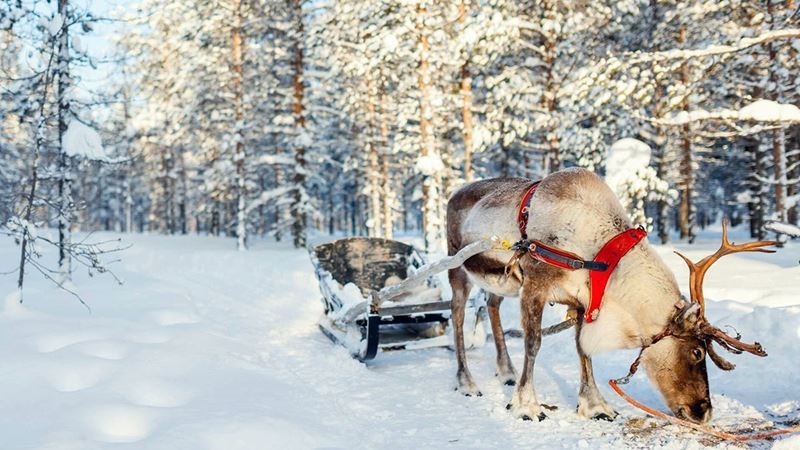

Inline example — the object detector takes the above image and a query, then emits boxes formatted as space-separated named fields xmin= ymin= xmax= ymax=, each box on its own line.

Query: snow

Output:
xmin=415 ymin=154 xmax=445 ymax=176
xmin=765 ymin=221 xmax=800 ymax=238
xmin=45 ymin=14 xmax=65 ymax=36
xmin=774 ymin=435 xmax=800 ymax=450
xmin=630 ymin=28 xmax=800 ymax=63
xmin=1 ymin=228 xmax=799 ymax=449
xmin=605 ymin=138 xmax=651 ymax=192
xmin=739 ymin=100 xmax=800 ymax=122
xmin=666 ymin=100 xmax=800 ymax=125
xmin=64 ymin=121 xmax=108 ymax=160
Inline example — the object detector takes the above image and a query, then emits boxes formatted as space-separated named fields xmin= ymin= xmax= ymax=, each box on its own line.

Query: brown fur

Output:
xmin=641 ymin=325 xmax=712 ymax=422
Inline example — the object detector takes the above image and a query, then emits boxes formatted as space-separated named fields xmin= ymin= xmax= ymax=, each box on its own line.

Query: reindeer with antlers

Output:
xmin=446 ymin=168 xmax=774 ymax=423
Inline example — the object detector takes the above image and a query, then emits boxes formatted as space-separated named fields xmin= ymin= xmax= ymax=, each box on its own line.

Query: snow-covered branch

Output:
xmin=653 ymin=100 xmax=800 ymax=127
xmin=627 ymin=29 xmax=800 ymax=63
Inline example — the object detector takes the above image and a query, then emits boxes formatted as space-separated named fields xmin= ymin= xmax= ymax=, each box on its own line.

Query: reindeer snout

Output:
xmin=677 ymin=400 xmax=712 ymax=424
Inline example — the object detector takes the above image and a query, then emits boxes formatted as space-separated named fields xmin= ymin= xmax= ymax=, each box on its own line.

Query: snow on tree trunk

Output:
xmin=381 ymin=153 xmax=393 ymax=239
xmin=416 ymin=3 xmax=444 ymax=252
xmin=291 ymin=0 xmax=307 ymax=249
xmin=541 ymin=0 xmax=560 ymax=174
xmin=677 ymin=26 xmax=695 ymax=243
xmin=233 ymin=0 xmax=247 ymax=251
xmin=379 ymin=81 xmax=393 ymax=239
xmin=366 ymin=73 xmax=382 ymax=238
xmin=458 ymin=0 xmax=474 ymax=183
xmin=768 ymin=23 xmax=788 ymax=224
xmin=651 ymin=67 xmax=670 ymax=244
xmin=56 ymin=0 xmax=72 ymax=280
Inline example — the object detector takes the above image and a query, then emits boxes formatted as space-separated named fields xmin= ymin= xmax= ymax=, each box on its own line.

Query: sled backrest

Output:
xmin=313 ymin=238 xmax=424 ymax=294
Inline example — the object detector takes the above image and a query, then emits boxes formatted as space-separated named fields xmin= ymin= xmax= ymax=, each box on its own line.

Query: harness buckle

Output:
xmin=569 ymin=259 xmax=584 ymax=270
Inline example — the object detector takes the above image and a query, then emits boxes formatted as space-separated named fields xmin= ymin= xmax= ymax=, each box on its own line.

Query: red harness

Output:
xmin=515 ymin=182 xmax=647 ymax=323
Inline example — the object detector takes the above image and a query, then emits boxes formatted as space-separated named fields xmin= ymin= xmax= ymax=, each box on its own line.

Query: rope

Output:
xmin=608 ymin=380 xmax=800 ymax=441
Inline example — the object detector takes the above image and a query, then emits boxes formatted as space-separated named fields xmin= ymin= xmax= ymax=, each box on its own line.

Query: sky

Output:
xmin=74 ymin=0 xmax=131 ymax=93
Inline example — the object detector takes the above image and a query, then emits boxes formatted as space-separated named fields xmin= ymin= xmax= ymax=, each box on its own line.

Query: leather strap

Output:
xmin=517 ymin=181 xmax=541 ymax=239
xmin=586 ymin=227 xmax=648 ymax=323
xmin=512 ymin=179 xmax=647 ymax=324
xmin=520 ymin=240 xmax=609 ymax=272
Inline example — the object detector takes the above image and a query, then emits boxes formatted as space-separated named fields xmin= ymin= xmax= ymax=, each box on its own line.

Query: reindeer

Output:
xmin=446 ymin=168 xmax=772 ymax=423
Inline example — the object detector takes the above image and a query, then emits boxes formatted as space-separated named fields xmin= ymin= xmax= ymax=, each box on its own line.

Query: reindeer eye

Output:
xmin=691 ymin=347 xmax=705 ymax=362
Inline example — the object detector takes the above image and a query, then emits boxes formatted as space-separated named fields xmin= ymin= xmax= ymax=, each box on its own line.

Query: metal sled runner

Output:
xmin=310 ymin=237 xmax=488 ymax=361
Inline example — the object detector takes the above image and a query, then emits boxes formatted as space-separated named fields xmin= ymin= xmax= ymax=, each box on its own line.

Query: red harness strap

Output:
xmin=517 ymin=181 xmax=541 ymax=239
xmin=514 ymin=181 xmax=647 ymax=323
xmin=585 ymin=228 xmax=647 ymax=323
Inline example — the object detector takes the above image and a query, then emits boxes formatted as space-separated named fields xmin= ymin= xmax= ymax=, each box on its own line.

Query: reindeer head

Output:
xmin=641 ymin=220 xmax=774 ymax=423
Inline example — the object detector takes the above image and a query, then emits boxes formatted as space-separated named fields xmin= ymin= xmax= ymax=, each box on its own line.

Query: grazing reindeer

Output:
xmin=446 ymin=168 xmax=771 ymax=423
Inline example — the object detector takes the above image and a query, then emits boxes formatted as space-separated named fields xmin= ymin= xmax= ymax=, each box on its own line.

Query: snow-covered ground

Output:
xmin=1 ymin=226 xmax=799 ymax=449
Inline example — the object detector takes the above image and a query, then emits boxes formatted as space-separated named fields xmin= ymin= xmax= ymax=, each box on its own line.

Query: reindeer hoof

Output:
xmin=519 ymin=412 xmax=547 ymax=422
xmin=459 ymin=387 xmax=482 ymax=397
xmin=592 ymin=412 xmax=616 ymax=422
xmin=506 ymin=403 xmax=512 ymax=410
xmin=504 ymin=379 xmax=516 ymax=386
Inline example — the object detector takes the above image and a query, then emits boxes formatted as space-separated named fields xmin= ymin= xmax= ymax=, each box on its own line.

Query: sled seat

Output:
xmin=313 ymin=237 xmax=423 ymax=295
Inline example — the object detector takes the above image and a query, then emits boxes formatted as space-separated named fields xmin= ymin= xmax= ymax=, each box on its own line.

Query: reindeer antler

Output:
xmin=674 ymin=219 xmax=775 ymax=368
xmin=674 ymin=219 xmax=777 ymax=316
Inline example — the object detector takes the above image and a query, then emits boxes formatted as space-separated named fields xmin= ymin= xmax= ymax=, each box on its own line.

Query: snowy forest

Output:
xmin=2 ymin=0 xmax=800 ymax=256
xmin=3 ymin=2 xmax=800 ymax=448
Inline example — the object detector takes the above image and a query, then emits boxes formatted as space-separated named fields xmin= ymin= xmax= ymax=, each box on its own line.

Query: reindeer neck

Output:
xmin=578 ymin=241 xmax=680 ymax=355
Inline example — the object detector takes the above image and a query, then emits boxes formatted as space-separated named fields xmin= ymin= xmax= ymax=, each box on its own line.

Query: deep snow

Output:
xmin=1 ymin=226 xmax=799 ymax=449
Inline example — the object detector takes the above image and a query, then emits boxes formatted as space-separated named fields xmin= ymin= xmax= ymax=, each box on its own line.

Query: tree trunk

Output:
xmin=18 ymin=41 xmax=57 ymax=300
xmin=768 ymin=29 xmax=787 ymax=223
xmin=458 ymin=0 xmax=474 ymax=182
xmin=416 ymin=4 xmax=443 ymax=251
xmin=56 ymin=0 xmax=72 ymax=278
xmin=677 ymin=26 xmax=694 ymax=243
xmin=789 ymin=125 xmax=800 ymax=225
xmin=379 ymin=79 xmax=393 ymax=239
xmin=366 ymin=73 xmax=382 ymax=237
xmin=233 ymin=0 xmax=247 ymax=250
xmin=291 ymin=0 xmax=307 ymax=248
xmin=542 ymin=0 xmax=560 ymax=173
xmin=747 ymin=140 xmax=766 ymax=240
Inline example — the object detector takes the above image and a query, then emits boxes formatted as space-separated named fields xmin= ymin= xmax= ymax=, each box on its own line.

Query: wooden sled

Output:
xmin=310 ymin=237 xmax=488 ymax=361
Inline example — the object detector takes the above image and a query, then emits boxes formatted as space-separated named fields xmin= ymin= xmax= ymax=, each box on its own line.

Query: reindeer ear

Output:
xmin=707 ymin=341 xmax=736 ymax=370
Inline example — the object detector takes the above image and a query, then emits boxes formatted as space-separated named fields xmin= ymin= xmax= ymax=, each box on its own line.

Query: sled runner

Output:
xmin=310 ymin=237 xmax=488 ymax=361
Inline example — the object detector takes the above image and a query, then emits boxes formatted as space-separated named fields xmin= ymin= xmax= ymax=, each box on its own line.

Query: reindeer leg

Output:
xmin=575 ymin=316 xmax=617 ymax=421
xmin=507 ymin=276 xmax=546 ymax=421
xmin=449 ymin=267 xmax=481 ymax=397
xmin=487 ymin=294 xmax=516 ymax=386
